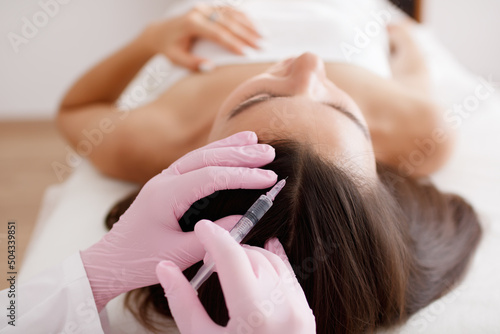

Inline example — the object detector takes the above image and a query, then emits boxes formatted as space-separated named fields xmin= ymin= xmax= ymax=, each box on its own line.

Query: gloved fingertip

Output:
xmin=156 ymin=260 xmax=178 ymax=275
xmin=195 ymin=219 xmax=230 ymax=244
xmin=260 ymin=169 xmax=278 ymax=182
xmin=261 ymin=143 xmax=275 ymax=153
xmin=156 ymin=261 xmax=180 ymax=294
xmin=267 ymin=170 xmax=279 ymax=178
xmin=240 ymin=144 xmax=276 ymax=164
xmin=242 ymin=143 xmax=274 ymax=154
xmin=194 ymin=219 xmax=215 ymax=236
xmin=232 ymin=131 xmax=257 ymax=143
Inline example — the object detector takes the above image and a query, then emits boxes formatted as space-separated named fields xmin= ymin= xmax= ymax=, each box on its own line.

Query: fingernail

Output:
xmin=233 ymin=131 xmax=256 ymax=142
xmin=157 ymin=261 xmax=178 ymax=295
xmin=198 ymin=219 xmax=226 ymax=238
xmin=162 ymin=260 xmax=176 ymax=268
xmin=197 ymin=219 xmax=215 ymax=233
xmin=195 ymin=220 xmax=213 ymax=242
xmin=242 ymin=144 xmax=273 ymax=155
xmin=255 ymin=39 xmax=268 ymax=49
xmin=255 ymin=26 xmax=268 ymax=38
xmin=198 ymin=61 xmax=215 ymax=72
xmin=241 ymin=46 xmax=256 ymax=56
xmin=157 ymin=260 xmax=177 ymax=278
xmin=264 ymin=170 xmax=278 ymax=179
xmin=256 ymin=144 xmax=273 ymax=153
xmin=245 ymin=131 xmax=258 ymax=142
xmin=251 ymin=38 xmax=261 ymax=50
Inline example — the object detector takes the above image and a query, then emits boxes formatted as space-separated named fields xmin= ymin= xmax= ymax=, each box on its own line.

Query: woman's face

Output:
xmin=208 ymin=52 xmax=376 ymax=177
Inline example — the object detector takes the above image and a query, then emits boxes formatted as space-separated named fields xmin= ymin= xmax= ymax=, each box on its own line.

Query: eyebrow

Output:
xmin=228 ymin=95 xmax=370 ymax=140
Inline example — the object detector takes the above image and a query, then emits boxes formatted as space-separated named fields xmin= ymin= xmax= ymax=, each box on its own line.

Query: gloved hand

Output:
xmin=156 ymin=220 xmax=316 ymax=334
xmin=81 ymin=131 xmax=277 ymax=312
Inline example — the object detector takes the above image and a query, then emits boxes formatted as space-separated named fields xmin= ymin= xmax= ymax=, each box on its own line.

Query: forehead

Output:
xmin=232 ymin=98 xmax=375 ymax=173
xmin=232 ymin=97 xmax=362 ymax=146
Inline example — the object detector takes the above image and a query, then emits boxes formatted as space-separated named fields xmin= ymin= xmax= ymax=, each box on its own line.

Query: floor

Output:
xmin=0 ymin=121 xmax=69 ymax=290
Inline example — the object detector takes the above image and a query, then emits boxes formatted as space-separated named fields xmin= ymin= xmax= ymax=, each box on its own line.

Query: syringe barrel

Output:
xmin=247 ymin=195 xmax=273 ymax=219
xmin=190 ymin=261 xmax=215 ymax=292
xmin=190 ymin=181 xmax=285 ymax=291
xmin=229 ymin=195 xmax=272 ymax=243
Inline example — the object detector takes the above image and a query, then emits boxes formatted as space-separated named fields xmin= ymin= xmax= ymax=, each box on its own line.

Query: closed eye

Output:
xmin=228 ymin=94 xmax=370 ymax=140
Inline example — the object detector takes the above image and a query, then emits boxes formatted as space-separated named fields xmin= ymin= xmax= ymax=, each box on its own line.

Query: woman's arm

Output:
xmin=366 ymin=82 xmax=454 ymax=177
xmin=56 ymin=29 xmax=171 ymax=183
xmin=59 ymin=5 xmax=259 ymax=108
xmin=383 ymin=22 xmax=456 ymax=176
xmin=340 ymin=65 xmax=454 ymax=176
xmin=56 ymin=27 xmax=178 ymax=183
xmin=57 ymin=5 xmax=261 ymax=182
xmin=334 ymin=23 xmax=454 ymax=176
xmin=59 ymin=31 xmax=154 ymax=109
xmin=57 ymin=99 xmax=186 ymax=182
xmin=387 ymin=22 xmax=432 ymax=95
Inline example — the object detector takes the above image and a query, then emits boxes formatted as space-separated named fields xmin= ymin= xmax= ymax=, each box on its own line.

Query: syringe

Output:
xmin=190 ymin=178 xmax=287 ymax=291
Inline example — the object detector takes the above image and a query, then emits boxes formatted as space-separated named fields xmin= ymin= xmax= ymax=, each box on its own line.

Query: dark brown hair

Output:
xmin=106 ymin=140 xmax=481 ymax=333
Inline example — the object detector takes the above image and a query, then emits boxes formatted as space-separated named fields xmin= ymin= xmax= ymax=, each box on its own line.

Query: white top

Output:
xmin=119 ymin=0 xmax=393 ymax=109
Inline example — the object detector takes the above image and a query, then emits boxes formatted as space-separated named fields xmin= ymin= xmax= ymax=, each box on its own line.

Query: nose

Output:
xmin=287 ymin=52 xmax=328 ymax=97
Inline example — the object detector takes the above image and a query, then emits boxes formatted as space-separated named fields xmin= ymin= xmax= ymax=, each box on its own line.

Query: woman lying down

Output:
xmin=57 ymin=1 xmax=482 ymax=333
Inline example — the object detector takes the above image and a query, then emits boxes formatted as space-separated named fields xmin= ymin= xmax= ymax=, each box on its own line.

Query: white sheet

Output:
xmin=20 ymin=2 xmax=500 ymax=332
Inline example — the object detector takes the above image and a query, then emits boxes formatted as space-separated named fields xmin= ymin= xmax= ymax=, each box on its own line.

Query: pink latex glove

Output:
xmin=156 ymin=220 xmax=316 ymax=334
xmin=81 ymin=131 xmax=278 ymax=312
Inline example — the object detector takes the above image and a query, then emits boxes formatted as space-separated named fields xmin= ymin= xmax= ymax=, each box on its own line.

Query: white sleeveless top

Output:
xmin=118 ymin=0 xmax=394 ymax=110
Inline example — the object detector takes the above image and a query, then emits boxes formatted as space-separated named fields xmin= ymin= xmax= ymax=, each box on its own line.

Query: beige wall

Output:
xmin=0 ymin=0 xmax=170 ymax=119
